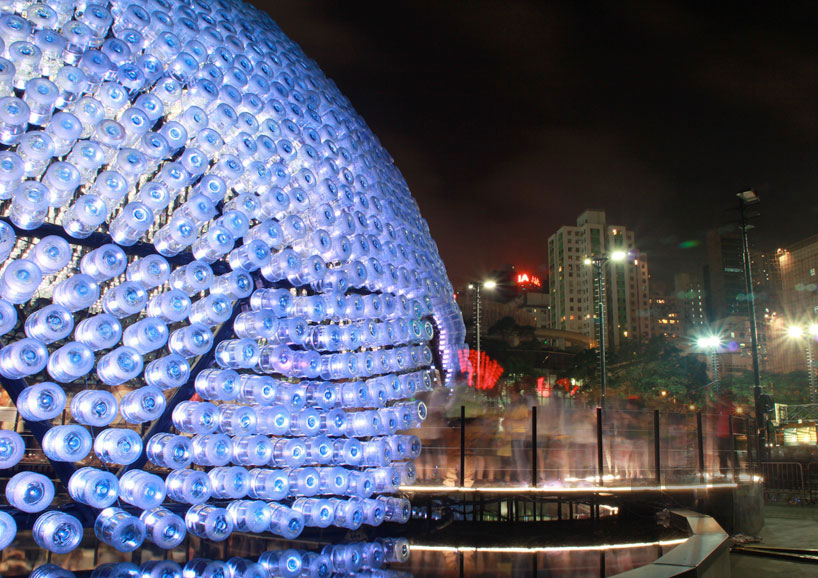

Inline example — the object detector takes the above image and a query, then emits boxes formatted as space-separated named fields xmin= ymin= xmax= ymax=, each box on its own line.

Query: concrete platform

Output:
xmin=731 ymin=504 xmax=818 ymax=577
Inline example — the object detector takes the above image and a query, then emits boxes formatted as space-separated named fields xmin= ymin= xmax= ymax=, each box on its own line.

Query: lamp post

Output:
xmin=468 ymin=280 xmax=496 ymax=389
xmin=737 ymin=189 xmax=765 ymax=450
xmin=696 ymin=334 xmax=722 ymax=395
xmin=584 ymin=251 xmax=627 ymax=409
xmin=786 ymin=324 xmax=818 ymax=405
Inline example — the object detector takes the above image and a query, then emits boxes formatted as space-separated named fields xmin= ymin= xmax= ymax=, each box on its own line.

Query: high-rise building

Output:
xmin=547 ymin=210 xmax=651 ymax=348
xmin=674 ymin=271 xmax=706 ymax=331
xmin=777 ymin=235 xmax=818 ymax=319
xmin=704 ymin=226 xmax=746 ymax=321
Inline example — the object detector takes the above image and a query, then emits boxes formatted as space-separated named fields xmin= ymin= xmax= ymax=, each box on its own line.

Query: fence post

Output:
xmin=597 ymin=407 xmax=604 ymax=485
xmin=460 ymin=405 xmax=465 ymax=488
xmin=531 ymin=405 xmax=538 ymax=487
xmin=745 ymin=416 xmax=754 ymax=473
xmin=654 ymin=410 xmax=661 ymax=485
xmin=696 ymin=412 xmax=705 ymax=479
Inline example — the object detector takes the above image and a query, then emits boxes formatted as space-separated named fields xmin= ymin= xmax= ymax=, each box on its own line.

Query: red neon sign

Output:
xmin=516 ymin=273 xmax=541 ymax=287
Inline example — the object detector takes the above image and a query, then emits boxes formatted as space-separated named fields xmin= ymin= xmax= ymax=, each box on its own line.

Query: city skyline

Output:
xmin=271 ymin=1 xmax=818 ymax=287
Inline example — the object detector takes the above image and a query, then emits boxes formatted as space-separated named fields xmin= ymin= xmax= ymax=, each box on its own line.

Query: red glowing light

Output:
xmin=516 ymin=273 xmax=541 ymax=287
xmin=536 ymin=377 xmax=552 ymax=397
xmin=458 ymin=349 xmax=504 ymax=391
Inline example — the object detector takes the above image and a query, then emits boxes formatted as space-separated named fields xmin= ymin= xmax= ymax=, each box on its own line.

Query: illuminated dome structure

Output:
xmin=0 ymin=0 xmax=465 ymax=554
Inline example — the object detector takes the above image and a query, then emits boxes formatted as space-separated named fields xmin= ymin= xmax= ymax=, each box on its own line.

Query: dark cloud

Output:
xmin=263 ymin=1 xmax=818 ymax=287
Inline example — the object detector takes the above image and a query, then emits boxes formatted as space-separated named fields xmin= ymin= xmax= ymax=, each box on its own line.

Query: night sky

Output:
xmin=262 ymin=1 xmax=818 ymax=289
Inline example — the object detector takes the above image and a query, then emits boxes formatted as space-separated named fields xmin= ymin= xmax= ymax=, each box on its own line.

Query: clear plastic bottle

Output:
xmin=147 ymin=433 xmax=192 ymax=470
xmin=80 ymin=244 xmax=127 ymax=281
xmin=232 ymin=435 xmax=272 ymax=467
xmin=16 ymin=381 xmax=66 ymax=421
xmin=119 ymin=469 xmax=166 ymax=509
xmin=122 ymin=317 xmax=169 ymax=354
xmin=144 ymin=354 xmax=190 ymax=391
xmin=31 ymin=236 xmax=71 ymax=274
xmin=169 ymin=260 xmax=213 ymax=295
xmin=322 ymin=544 xmax=364 ymax=575
xmin=217 ymin=404 xmax=257 ymax=437
xmin=168 ymin=323 xmax=213 ymax=357
xmin=147 ymin=290 xmax=191 ymax=323
xmin=248 ymin=468 xmax=289 ymax=501
xmin=185 ymin=504 xmax=233 ymax=541
xmin=74 ymin=314 xmax=122 ymax=351
xmin=126 ymin=255 xmax=170 ymax=290
xmin=330 ymin=498 xmax=364 ymax=530
xmin=47 ymin=341 xmax=95 ymax=383
xmin=194 ymin=368 xmax=240 ymax=401
xmin=267 ymin=504 xmax=305 ymax=539
xmin=51 ymin=274 xmax=100 ymax=312
xmin=215 ymin=338 xmax=259 ymax=369
xmin=227 ymin=499 xmax=271 ymax=533
xmin=33 ymin=511 xmax=83 ymax=554
xmin=97 ymin=346 xmax=144 ymax=385
xmin=271 ymin=438 xmax=307 ymax=469
xmin=120 ymin=386 xmax=165 ymax=424
xmin=292 ymin=498 xmax=334 ymax=528
xmin=25 ymin=304 xmax=74 ymax=343
xmin=166 ymin=469 xmax=212 ymax=504
xmin=290 ymin=408 xmax=322 ymax=437
xmin=249 ymin=287 xmax=293 ymax=317
xmin=234 ymin=310 xmax=279 ymax=340
xmin=5 ymin=471 xmax=54 ymax=512
xmin=287 ymin=467 xmax=320 ymax=497
xmin=211 ymin=269 xmax=254 ymax=301
xmin=346 ymin=471 xmax=376 ymax=499
xmin=0 ymin=259 xmax=43 ymax=303
xmin=209 ymin=465 xmax=250 ymax=499
xmin=172 ymin=401 xmax=219 ymax=435
xmin=95 ymin=507 xmax=145 ymax=553
xmin=228 ymin=239 xmax=270 ymax=272
xmin=0 ymin=430 xmax=25 ymax=469
xmin=318 ymin=465 xmax=349 ymax=493
xmin=188 ymin=294 xmax=233 ymax=327
xmin=109 ymin=202 xmax=153 ymax=246
xmin=237 ymin=375 xmax=277 ymax=405
xmin=256 ymin=404 xmax=291 ymax=436
xmin=226 ymin=558 xmax=266 ymax=578
xmin=71 ymin=389 xmax=118 ymax=427
xmin=192 ymin=225 xmax=234 ymax=263
xmin=140 ymin=507 xmax=186 ymax=549
xmin=101 ymin=282 xmax=148 ymax=318
xmin=259 ymin=549 xmax=303 ymax=578
xmin=153 ymin=216 xmax=196 ymax=257
xmin=94 ymin=428 xmax=143 ymax=465
xmin=331 ymin=438 xmax=363 ymax=467
xmin=42 ymin=424 xmax=92 ymax=462
xmin=68 ymin=467 xmax=119 ymax=508
xmin=0 ymin=511 xmax=16 ymax=552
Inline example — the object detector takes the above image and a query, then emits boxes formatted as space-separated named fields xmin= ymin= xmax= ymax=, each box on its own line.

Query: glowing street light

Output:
xmin=585 ymin=250 xmax=629 ymax=409
xmin=468 ymin=280 xmax=497 ymax=389
xmin=696 ymin=334 xmax=722 ymax=395
xmin=786 ymin=323 xmax=818 ymax=404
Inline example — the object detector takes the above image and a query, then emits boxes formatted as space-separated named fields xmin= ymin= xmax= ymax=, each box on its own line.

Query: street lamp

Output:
xmin=696 ymin=334 xmax=722 ymax=395
xmin=584 ymin=251 xmax=627 ymax=409
xmin=467 ymin=280 xmax=496 ymax=389
xmin=785 ymin=323 xmax=818 ymax=404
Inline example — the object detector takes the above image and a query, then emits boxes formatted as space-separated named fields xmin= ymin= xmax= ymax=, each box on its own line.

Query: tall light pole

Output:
xmin=468 ymin=280 xmax=496 ymax=389
xmin=585 ymin=251 xmax=627 ymax=409
xmin=697 ymin=334 xmax=722 ymax=395
xmin=786 ymin=324 xmax=818 ymax=404
xmin=737 ymin=189 xmax=764 ymax=451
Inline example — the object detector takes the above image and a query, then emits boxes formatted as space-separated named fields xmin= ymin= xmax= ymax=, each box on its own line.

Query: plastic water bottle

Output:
xmin=94 ymin=428 xmax=143 ymax=466
xmin=299 ymin=552 xmax=333 ymax=578
xmin=0 ymin=430 xmax=25 ymax=469
xmin=226 ymin=558 xmax=267 ymax=578
xmin=94 ymin=507 xmax=146 ymax=552
xmin=42 ymin=424 xmax=92 ymax=462
xmin=0 ymin=259 xmax=43 ymax=303
xmin=109 ymin=202 xmax=153 ymax=246
xmin=227 ymin=500 xmax=271 ymax=534
xmin=346 ymin=471 xmax=376 ymax=499
xmin=237 ymin=375 xmax=277 ymax=405
xmin=147 ymin=433 xmax=192 ymax=470
xmin=185 ymin=504 xmax=233 ymax=542
xmin=256 ymin=404 xmax=291 ymax=436
xmin=166 ymin=469 xmax=212 ymax=504
xmin=209 ymin=466 xmax=251 ymax=499
xmin=62 ymin=194 xmax=109 ymax=238
xmin=232 ymin=435 xmax=272 ymax=467
xmin=119 ymin=470 xmax=166 ymax=509
xmin=271 ymin=438 xmax=307 ymax=469
xmin=144 ymin=354 xmax=190 ymax=390
xmin=182 ymin=559 xmax=229 ymax=578
xmin=52 ymin=274 xmax=101 ymax=315
xmin=33 ymin=511 xmax=83 ymax=554
xmin=217 ymin=404 xmax=257 ymax=437
xmin=147 ymin=290 xmax=191 ymax=323
xmin=81 ymin=245 xmax=127 ymax=282
xmin=306 ymin=436 xmax=334 ymax=466
xmin=172 ymin=401 xmax=219 ymax=435
xmin=15 ymin=381 xmax=66 ymax=421
xmin=154 ymin=216 xmax=197 ymax=256
xmin=368 ymin=467 xmax=402 ymax=493
xmin=234 ymin=310 xmax=279 ymax=340
xmin=329 ymin=498 xmax=364 ymax=530
xmin=138 ymin=560 xmax=183 ymax=578
xmin=331 ymin=438 xmax=363 ymax=467
xmin=248 ymin=468 xmax=289 ymax=501
xmin=0 ymin=298 xmax=17 ymax=337
xmin=191 ymin=434 xmax=233 ymax=467
xmin=287 ymin=467 xmax=320 ymax=497
xmin=10 ymin=182 xmax=50 ymax=230
xmin=0 ymin=511 xmax=17 ymax=552
xmin=267 ymin=504 xmax=304 ymax=539
xmin=249 ymin=287 xmax=293 ymax=317
xmin=126 ymin=255 xmax=170 ymax=289
xmin=321 ymin=544 xmax=363 ymax=575
xmin=68 ymin=467 xmax=119 ymax=508
xmin=25 ymin=304 xmax=74 ymax=343
xmin=122 ymin=317 xmax=168 ymax=354
xmin=141 ymin=507 xmax=186 ymax=549
xmin=31 ymin=236 xmax=71 ymax=274
xmin=120 ymin=386 xmax=165 ymax=424
xmin=290 ymin=408 xmax=322 ymax=437
xmin=47 ymin=341 xmax=96 ymax=383
xmin=101 ymin=282 xmax=148 ymax=318
xmin=71 ymin=390 xmax=118 ymax=427
xmin=215 ymin=338 xmax=260 ymax=369
xmin=169 ymin=260 xmax=213 ymax=295
xmin=322 ymin=408 xmax=348 ymax=437
xmin=258 ymin=549 xmax=303 ymax=578
xmin=377 ymin=537 xmax=411 ymax=563
xmin=5 ymin=471 xmax=54 ymax=512
xmin=168 ymin=323 xmax=213 ymax=357
xmin=378 ymin=496 xmax=412 ymax=524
